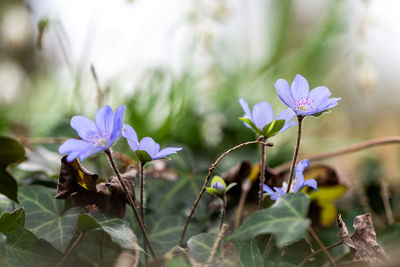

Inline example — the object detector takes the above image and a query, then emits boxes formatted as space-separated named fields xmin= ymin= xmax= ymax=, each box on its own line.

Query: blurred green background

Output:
xmin=0 ymin=0 xmax=399 ymax=185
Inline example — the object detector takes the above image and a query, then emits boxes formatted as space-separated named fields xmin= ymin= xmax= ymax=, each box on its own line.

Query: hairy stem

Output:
xmin=105 ymin=150 xmax=156 ymax=258
xmin=139 ymin=161 xmax=148 ymax=261
xmin=299 ymin=241 xmax=343 ymax=267
xmin=286 ymin=116 xmax=303 ymax=194
xmin=205 ymin=224 xmax=228 ymax=267
xmin=219 ymin=195 xmax=227 ymax=230
xmin=179 ymin=139 xmax=273 ymax=246
xmin=274 ymin=136 xmax=400 ymax=174
xmin=259 ymin=139 xmax=266 ymax=209
xmin=308 ymin=226 xmax=337 ymax=267
xmin=56 ymin=231 xmax=84 ymax=267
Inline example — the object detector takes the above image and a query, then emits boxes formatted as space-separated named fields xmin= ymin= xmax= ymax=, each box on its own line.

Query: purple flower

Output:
xmin=122 ymin=124 xmax=182 ymax=163
xmin=239 ymin=98 xmax=296 ymax=137
xmin=263 ymin=159 xmax=317 ymax=201
xmin=274 ymin=74 xmax=341 ymax=116
xmin=59 ymin=105 xmax=126 ymax=162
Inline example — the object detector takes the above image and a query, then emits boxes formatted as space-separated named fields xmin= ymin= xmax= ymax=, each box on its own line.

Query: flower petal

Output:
xmin=274 ymin=78 xmax=294 ymax=108
xmin=252 ymin=101 xmax=273 ymax=130
xmin=109 ymin=105 xmax=126 ymax=143
xmin=273 ymin=187 xmax=286 ymax=196
xmin=316 ymin=97 xmax=341 ymax=113
xmin=153 ymin=147 xmax=182 ymax=160
xmin=139 ymin=137 xmax=158 ymax=158
xmin=291 ymin=74 xmax=309 ymax=100
xmin=59 ymin=139 xmax=90 ymax=154
xmin=303 ymin=179 xmax=318 ymax=192
xmin=70 ymin=116 xmax=97 ymax=141
xmin=59 ymin=139 xmax=93 ymax=162
xmin=77 ymin=145 xmax=105 ymax=162
xmin=295 ymin=159 xmax=310 ymax=174
xmin=123 ymin=125 xmax=139 ymax=151
xmin=95 ymin=105 xmax=114 ymax=133
xmin=276 ymin=108 xmax=296 ymax=132
xmin=262 ymin=184 xmax=275 ymax=195
xmin=239 ymin=98 xmax=252 ymax=120
xmin=308 ymin=86 xmax=331 ymax=107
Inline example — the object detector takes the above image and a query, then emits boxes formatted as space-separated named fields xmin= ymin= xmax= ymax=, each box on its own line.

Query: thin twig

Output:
xmin=299 ymin=241 xmax=343 ymax=267
xmin=56 ymin=231 xmax=84 ymax=267
xmin=259 ymin=139 xmax=266 ymax=209
xmin=308 ymin=226 xmax=337 ymax=267
xmin=234 ymin=180 xmax=252 ymax=230
xmin=105 ymin=149 xmax=156 ymax=258
xmin=139 ymin=161 xmax=148 ymax=262
xmin=179 ymin=139 xmax=273 ymax=246
xmin=219 ymin=195 xmax=227 ymax=230
xmin=274 ymin=136 xmax=400 ymax=174
xmin=286 ymin=116 xmax=303 ymax=193
xmin=205 ymin=224 xmax=228 ymax=267
xmin=380 ymin=180 xmax=394 ymax=225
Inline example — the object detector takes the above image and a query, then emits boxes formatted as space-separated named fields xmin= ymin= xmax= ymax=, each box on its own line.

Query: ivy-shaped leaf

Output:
xmin=235 ymin=240 xmax=263 ymax=267
xmin=78 ymin=213 xmax=136 ymax=250
xmin=0 ymin=136 xmax=25 ymax=203
xmin=229 ymin=193 xmax=311 ymax=247
xmin=0 ymin=208 xmax=61 ymax=266
xmin=187 ymin=233 xmax=217 ymax=263
xmin=0 ymin=208 xmax=25 ymax=234
xmin=18 ymin=185 xmax=81 ymax=252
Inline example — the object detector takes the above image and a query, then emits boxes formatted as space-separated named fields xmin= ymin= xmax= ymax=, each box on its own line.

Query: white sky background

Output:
xmin=23 ymin=0 xmax=400 ymax=105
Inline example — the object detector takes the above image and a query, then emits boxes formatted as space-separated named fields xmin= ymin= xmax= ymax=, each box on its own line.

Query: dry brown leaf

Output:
xmin=337 ymin=213 xmax=390 ymax=264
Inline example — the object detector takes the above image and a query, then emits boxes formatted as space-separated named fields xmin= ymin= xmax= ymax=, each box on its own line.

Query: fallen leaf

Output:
xmin=337 ymin=213 xmax=390 ymax=264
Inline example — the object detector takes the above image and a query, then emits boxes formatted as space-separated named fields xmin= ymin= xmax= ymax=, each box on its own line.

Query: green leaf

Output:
xmin=18 ymin=185 xmax=81 ymax=252
xmin=135 ymin=150 xmax=152 ymax=163
xmin=148 ymin=215 xmax=189 ymax=255
xmin=80 ymin=213 xmax=137 ymax=250
xmin=262 ymin=119 xmax=285 ymax=137
xmin=229 ymin=193 xmax=311 ymax=247
xmin=187 ymin=233 xmax=217 ymax=263
xmin=0 ymin=136 xmax=25 ymax=203
xmin=75 ymin=229 xmax=121 ymax=264
xmin=239 ymin=117 xmax=262 ymax=135
xmin=1 ymin=228 xmax=61 ymax=266
xmin=0 ymin=208 xmax=25 ymax=234
xmin=225 ymin=182 xmax=237 ymax=193
xmin=235 ymin=240 xmax=263 ymax=267
xmin=77 ymin=214 xmax=101 ymax=232
xmin=0 ymin=136 xmax=25 ymax=165
xmin=205 ymin=187 xmax=222 ymax=196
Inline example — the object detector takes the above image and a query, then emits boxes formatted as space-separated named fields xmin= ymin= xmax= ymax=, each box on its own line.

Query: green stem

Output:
xmin=286 ymin=116 xmax=303 ymax=194
xmin=219 ymin=195 xmax=227 ymax=230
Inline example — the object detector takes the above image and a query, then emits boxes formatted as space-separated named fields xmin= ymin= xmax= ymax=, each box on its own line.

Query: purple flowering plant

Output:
xmin=239 ymin=98 xmax=296 ymax=137
xmin=122 ymin=124 xmax=182 ymax=163
xmin=206 ymin=175 xmax=237 ymax=197
xmin=274 ymin=74 xmax=341 ymax=117
xmin=59 ymin=105 xmax=126 ymax=162
xmin=263 ymin=159 xmax=317 ymax=201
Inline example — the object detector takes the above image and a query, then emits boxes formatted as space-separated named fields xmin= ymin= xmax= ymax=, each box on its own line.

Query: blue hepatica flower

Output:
xmin=239 ymin=98 xmax=296 ymax=137
xmin=59 ymin=105 xmax=126 ymax=162
xmin=263 ymin=159 xmax=317 ymax=201
xmin=122 ymin=124 xmax=182 ymax=163
xmin=274 ymin=74 xmax=341 ymax=116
